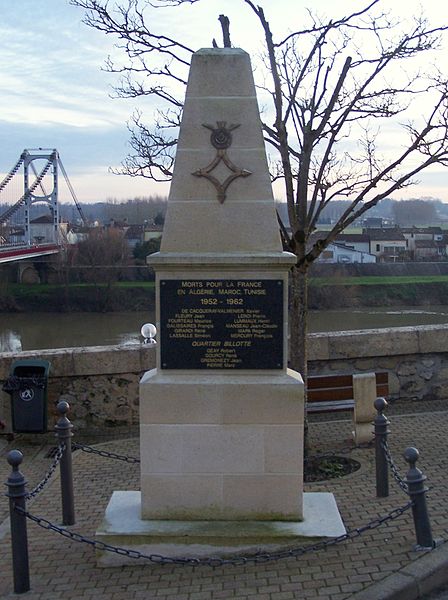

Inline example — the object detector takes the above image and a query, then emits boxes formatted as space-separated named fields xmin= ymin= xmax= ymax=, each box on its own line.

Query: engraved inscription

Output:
xmin=160 ymin=279 xmax=283 ymax=369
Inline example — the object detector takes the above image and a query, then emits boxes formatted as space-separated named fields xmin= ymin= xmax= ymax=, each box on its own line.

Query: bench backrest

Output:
xmin=307 ymin=372 xmax=389 ymax=403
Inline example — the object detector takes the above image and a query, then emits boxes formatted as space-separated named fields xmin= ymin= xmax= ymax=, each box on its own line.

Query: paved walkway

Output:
xmin=1 ymin=406 xmax=447 ymax=600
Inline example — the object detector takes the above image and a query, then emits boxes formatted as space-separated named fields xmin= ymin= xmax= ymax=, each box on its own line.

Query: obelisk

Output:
xmin=96 ymin=48 xmax=345 ymax=564
xmin=141 ymin=48 xmax=303 ymax=520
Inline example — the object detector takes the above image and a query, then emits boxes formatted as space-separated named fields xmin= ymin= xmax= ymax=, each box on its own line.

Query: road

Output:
xmin=422 ymin=583 xmax=448 ymax=599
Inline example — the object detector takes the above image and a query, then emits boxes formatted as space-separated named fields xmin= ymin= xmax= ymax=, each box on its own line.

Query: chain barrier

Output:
xmin=381 ymin=437 xmax=409 ymax=493
xmin=72 ymin=442 xmax=140 ymax=464
xmin=14 ymin=500 xmax=413 ymax=567
xmin=76 ymin=444 xmax=364 ymax=468
xmin=72 ymin=440 xmax=370 ymax=470
xmin=26 ymin=443 xmax=66 ymax=500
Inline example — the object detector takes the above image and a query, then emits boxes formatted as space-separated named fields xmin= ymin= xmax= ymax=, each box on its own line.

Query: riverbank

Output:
xmin=0 ymin=282 xmax=155 ymax=312
xmin=309 ymin=279 xmax=448 ymax=308
xmin=2 ymin=278 xmax=448 ymax=311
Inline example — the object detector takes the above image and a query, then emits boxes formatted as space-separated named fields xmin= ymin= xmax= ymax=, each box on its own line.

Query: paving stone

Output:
xmin=1 ymin=408 xmax=448 ymax=599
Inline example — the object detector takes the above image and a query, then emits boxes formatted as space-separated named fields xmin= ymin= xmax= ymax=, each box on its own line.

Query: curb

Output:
xmin=351 ymin=540 xmax=448 ymax=600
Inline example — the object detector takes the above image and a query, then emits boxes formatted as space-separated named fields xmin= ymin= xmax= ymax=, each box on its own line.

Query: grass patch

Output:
xmin=8 ymin=281 xmax=155 ymax=295
xmin=315 ymin=226 xmax=364 ymax=233
xmin=310 ymin=275 xmax=448 ymax=286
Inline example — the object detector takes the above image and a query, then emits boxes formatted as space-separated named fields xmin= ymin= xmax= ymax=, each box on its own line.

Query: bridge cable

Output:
xmin=0 ymin=155 xmax=25 ymax=196
xmin=57 ymin=159 xmax=87 ymax=226
xmin=30 ymin=161 xmax=47 ymax=197
xmin=0 ymin=153 xmax=55 ymax=225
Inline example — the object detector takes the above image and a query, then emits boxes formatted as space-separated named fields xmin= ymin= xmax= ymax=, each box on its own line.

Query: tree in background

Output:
xmin=71 ymin=0 xmax=448 ymax=380
xmin=133 ymin=237 xmax=162 ymax=264
xmin=57 ymin=196 xmax=167 ymax=225
xmin=77 ymin=228 xmax=129 ymax=265
xmin=102 ymin=196 xmax=167 ymax=224
xmin=154 ymin=211 xmax=165 ymax=226
xmin=74 ymin=228 xmax=131 ymax=283
xmin=392 ymin=199 xmax=438 ymax=226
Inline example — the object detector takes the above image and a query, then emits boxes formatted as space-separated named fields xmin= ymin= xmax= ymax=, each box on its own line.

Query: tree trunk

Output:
xmin=289 ymin=263 xmax=308 ymax=384
xmin=289 ymin=262 xmax=309 ymax=456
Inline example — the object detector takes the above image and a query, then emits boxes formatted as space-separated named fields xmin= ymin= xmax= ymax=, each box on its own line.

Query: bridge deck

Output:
xmin=0 ymin=244 xmax=60 ymax=263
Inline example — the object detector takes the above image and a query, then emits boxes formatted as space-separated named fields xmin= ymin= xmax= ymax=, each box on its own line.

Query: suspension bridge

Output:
xmin=0 ymin=149 xmax=86 ymax=264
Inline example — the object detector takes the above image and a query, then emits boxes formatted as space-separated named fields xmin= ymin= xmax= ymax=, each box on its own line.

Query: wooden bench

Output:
xmin=307 ymin=372 xmax=389 ymax=443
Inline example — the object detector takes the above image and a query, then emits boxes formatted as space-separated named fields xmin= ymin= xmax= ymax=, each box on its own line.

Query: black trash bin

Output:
xmin=2 ymin=359 xmax=50 ymax=433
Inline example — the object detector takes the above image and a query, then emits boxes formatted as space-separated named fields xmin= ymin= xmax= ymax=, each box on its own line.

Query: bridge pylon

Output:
xmin=22 ymin=149 xmax=59 ymax=245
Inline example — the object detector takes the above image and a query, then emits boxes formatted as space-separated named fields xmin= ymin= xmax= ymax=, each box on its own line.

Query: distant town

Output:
xmin=2 ymin=195 xmax=448 ymax=266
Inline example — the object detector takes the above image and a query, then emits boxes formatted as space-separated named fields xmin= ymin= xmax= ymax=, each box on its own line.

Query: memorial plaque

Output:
xmin=160 ymin=279 xmax=283 ymax=369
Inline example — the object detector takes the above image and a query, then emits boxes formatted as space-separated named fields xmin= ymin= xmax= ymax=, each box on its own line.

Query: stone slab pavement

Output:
xmin=1 ymin=406 xmax=447 ymax=600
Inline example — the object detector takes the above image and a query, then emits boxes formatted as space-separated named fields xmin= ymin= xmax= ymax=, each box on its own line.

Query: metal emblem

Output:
xmin=192 ymin=121 xmax=252 ymax=204
xmin=20 ymin=388 xmax=34 ymax=401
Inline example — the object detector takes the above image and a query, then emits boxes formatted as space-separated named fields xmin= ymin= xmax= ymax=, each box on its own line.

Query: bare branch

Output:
xmin=276 ymin=0 xmax=381 ymax=47
xmin=72 ymin=0 xmax=448 ymax=250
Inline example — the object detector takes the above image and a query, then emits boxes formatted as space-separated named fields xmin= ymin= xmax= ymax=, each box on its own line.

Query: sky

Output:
xmin=0 ymin=0 xmax=447 ymax=206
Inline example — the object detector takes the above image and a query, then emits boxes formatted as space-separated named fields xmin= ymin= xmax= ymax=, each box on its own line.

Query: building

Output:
xmin=334 ymin=233 xmax=371 ymax=254
xmin=124 ymin=224 xmax=145 ymax=249
xmin=30 ymin=215 xmax=68 ymax=244
xmin=66 ymin=226 xmax=91 ymax=245
xmin=401 ymin=227 xmax=446 ymax=261
xmin=143 ymin=224 xmax=163 ymax=242
xmin=316 ymin=242 xmax=376 ymax=264
xmin=364 ymin=228 xmax=408 ymax=262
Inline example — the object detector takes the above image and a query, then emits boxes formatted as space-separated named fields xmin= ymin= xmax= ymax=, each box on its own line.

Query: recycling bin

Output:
xmin=2 ymin=359 xmax=50 ymax=433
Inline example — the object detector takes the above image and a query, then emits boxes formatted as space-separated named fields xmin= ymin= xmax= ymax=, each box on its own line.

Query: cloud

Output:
xmin=0 ymin=0 xmax=446 ymax=204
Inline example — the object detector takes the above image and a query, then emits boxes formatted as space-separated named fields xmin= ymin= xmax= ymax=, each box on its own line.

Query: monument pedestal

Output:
xmin=140 ymin=253 xmax=304 ymax=522
xmin=96 ymin=491 xmax=346 ymax=566
xmin=140 ymin=369 xmax=303 ymax=521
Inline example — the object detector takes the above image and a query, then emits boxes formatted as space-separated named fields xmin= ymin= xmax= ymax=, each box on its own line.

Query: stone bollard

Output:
xmin=54 ymin=401 xmax=75 ymax=526
xmin=404 ymin=447 xmax=434 ymax=550
xmin=374 ymin=397 xmax=390 ymax=498
xmin=5 ymin=450 xmax=30 ymax=594
xmin=352 ymin=373 xmax=377 ymax=444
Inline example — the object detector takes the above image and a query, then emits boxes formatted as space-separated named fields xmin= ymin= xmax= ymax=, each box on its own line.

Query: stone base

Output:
xmin=352 ymin=422 xmax=374 ymax=445
xmin=140 ymin=369 xmax=304 ymax=520
xmin=95 ymin=491 xmax=346 ymax=567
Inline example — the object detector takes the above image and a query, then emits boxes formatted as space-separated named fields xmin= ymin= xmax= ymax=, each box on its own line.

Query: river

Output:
xmin=2 ymin=306 xmax=448 ymax=352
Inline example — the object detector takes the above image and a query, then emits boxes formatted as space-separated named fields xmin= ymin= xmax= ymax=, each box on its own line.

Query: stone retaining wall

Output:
xmin=1 ymin=324 xmax=447 ymax=432
xmin=310 ymin=261 xmax=448 ymax=277
xmin=308 ymin=325 xmax=448 ymax=406
xmin=0 ymin=345 xmax=154 ymax=433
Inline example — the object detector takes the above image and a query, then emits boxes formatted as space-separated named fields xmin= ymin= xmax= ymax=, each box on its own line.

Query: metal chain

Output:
xmin=381 ymin=437 xmax=409 ymax=493
xmin=26 ymin=443 xmax=65 ymax=500
xmin=73 ymin=441 xmax=370 ymax=471
xmin=75 ymin=445 xmax=368 ymax=468
xmin=15 ymin=500 xmax=413 ymax=567
xmin=72 ymin=442 xmax=140 ymax=464
xmin=74 ymin=443 xmax=368 ymax=469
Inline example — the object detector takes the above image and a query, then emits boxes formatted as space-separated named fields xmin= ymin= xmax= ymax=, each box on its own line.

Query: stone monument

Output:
xmin=96 ymin=47 xmax=345 ymax=564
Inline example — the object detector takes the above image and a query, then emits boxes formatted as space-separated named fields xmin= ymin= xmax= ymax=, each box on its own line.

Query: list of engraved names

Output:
xmin=160 ymin=279 xmax=283 ymax=369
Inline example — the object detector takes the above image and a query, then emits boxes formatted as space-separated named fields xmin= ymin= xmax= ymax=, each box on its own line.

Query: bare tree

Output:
xmin=75 ymin=227 xmax=130 ymax=282
xmin=71 ymin=0 xmax=448 ymax=378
